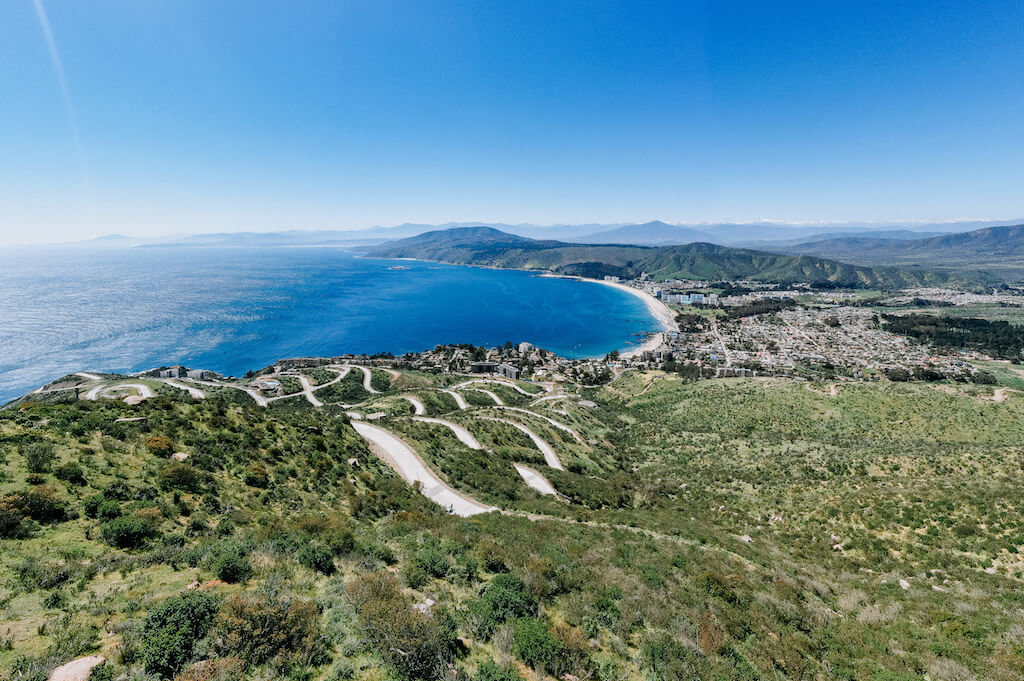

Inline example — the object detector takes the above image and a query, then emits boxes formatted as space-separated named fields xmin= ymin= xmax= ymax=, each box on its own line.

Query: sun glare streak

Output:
xmin=31 ymin=0 xmax=89 ymax=188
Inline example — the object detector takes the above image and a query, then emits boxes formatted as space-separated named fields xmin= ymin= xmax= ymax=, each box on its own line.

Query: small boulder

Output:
xmin=171 ymin=452 xmax=189 ymax=462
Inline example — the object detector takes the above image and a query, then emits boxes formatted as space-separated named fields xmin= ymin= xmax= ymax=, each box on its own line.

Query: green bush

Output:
xmin=82 ymin=493 xmax=105 ymax=518
xmin=54 ymin=461 xmax=87 ymax=485
xmin=208 ymin=543 xmax=253 ymax=583
xmin=158 ymin=462 xmax=206 ymax=493
xmin=96 ymin=499 xmax=122 ymax=521
xmin=298 ymin=542 xmax=335 ymax=575
xmin=470 ymin=574 xmax=537 ymax=638
xmin=23 ymin=442 xmax=56 ymax=473
xmin=475 ymin=660 xmax=523 ymax=681
xmin=141 ymin=591 xmax=220 ymax=677
xmin=511 ymin=617 xmax=562 ymax=673
xmin=101 ymin=516 xmax=157 ymax=549
xmin=0 ymin=508 xmax=30 ymax=539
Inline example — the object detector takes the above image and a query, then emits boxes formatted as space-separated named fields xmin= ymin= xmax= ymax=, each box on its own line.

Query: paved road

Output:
xmin=160 ymin=379 xmax=206 ymax=399
xmin=454 ymin=378 xmax=537 ymax=396
xmin=351 ymin=366 xmax=381 ymax=393
xmin=296 ymin=375 xmax=324 ymax=407
xmin=441 ymin=389 xmax=469 ymax=410
xmin=478 ymin=416 xmax=564 ymax=470
xmin=491 ymin=406 xmax=584 ymax=443
xmin=413 ymin=416 xmax=482 ymax=449
xmin=399 ymin=395 xmax=426 ymax=415
xmin=75 ymin=372 xmax=104 ymax=381
xmin=186 ymin=378 xmax=268 ymax=406
xmin=513 ymin=463 xmax=558 ymax=496
xmin=351 ymin=422 xmax=494 ymax=516
xmin=84 ymin=383 xmax=155 ymax=402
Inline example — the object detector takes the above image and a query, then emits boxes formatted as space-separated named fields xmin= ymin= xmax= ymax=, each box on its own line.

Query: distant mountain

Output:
xmin=571 ymin=221 xmax=715 ymax=245
xmin=367 ymin=227 xmax=986 ymax=289
xmin=773 ymin=224 xmax=1024 ymax=276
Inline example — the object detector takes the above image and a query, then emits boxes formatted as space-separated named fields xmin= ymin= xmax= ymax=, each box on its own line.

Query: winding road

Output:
xmin=412 ymin=416 xmax=482 ymax=449
xmin=84 ymin=383 xmax=155 ymax=402
xmin=351 ymin=422 xmax=494 ymax=516
xmin=159 ymin=379 xmax=206 ymax=399
xmin=478 ymin=416 xmax=564 ymax=470
xmin=440 ymin=389 xmax=469 ymax=410
xmin=464 ymin=387 xmax=504 ymax=405
xmin=491 ymin=406 xmax=584 ymax=443
xmin=512 ymin=463 xmax=559 ymax=496
xmin=400 ymin=395 xmax=427 ymax=415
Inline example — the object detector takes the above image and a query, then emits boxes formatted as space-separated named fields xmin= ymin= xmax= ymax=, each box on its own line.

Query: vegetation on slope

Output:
xmin=3 ymin=370 xmax=1024 ymax=680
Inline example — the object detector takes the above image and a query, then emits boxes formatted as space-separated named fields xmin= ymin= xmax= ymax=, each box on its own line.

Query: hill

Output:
xmin=777 ymin=224 xmax=1024 ymax=276
xmin=367 ymin=227 xmax=987 ymax=288
xmin=3 ymin=362 xmax=1024 ymax=680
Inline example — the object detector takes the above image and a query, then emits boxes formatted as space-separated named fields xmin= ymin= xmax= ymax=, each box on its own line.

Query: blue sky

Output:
xmin=1 ymin=0 xmax=1023 ymax=244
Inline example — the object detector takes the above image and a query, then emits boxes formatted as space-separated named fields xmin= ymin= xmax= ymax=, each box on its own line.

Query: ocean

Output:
xmin=0 ymin=246 xmax=659 ymax=403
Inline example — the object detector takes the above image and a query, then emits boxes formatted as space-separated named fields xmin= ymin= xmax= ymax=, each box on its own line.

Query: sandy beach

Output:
xmin=540 ymin=273 xmax=677 ymax=358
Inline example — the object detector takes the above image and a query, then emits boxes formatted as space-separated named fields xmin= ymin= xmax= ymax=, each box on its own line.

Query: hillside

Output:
xmin=367 ymin=227 xmax=986 ymax=288
xmin=3 ymin=363 xmax=1024 ymax=680
xmin=777 ymin=224 xmax=1024 ymax=276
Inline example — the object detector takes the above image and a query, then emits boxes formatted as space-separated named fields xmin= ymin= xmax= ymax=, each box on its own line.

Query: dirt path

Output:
xmin=453 ymin=378 xmax=537 ymax=396
xmin=490 ymin=406 xmax=584 ymax=444
xmin=75 ymin=372 xmax=104 ymax=381
xmin=297 ymin=374 xmax=324 ymax=407
xmin=84 ymin=383 xmax=155 ymax=402
xmin=351 ymin=366 xmax=381 ymax=394
xmin=930 ymin=384 xmax=1018 ymax=403
xmin=805 ymin=382 xmax=839 ymax=397
xmin=351 ymin=422 xmax=494 ymax=516
xmin=477 ymin=416 xmax=564 ymax=470
xmin=440 ymin=389 xmax=469 ymax=409
xmin=186 ymin=378 xmax=268 ymax=407
xmin=463 ymin=387 xmax=504 ymax=405
xmin=413 ymin=416 xmax=482 ymax=449
xmin=159 ymin=379 xmax=206 ymax=399
xmin=401 ymin=395 xmax=427 ymax=415
xmin=512 ymin=463 xmax=558 ymax=496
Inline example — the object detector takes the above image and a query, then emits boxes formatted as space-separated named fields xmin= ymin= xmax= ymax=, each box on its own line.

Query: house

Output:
xmin=159 ymin=366 xmax=185 ymax=378
xmin=252 ymin=378 xmax=281 ymax=395
xmin=496 ymin=363 xmax=520 ymax=380
xmin=518 ymin=342 xmax=533 ymax=354
xmin=187 ymin=369 xmax=213 ymax=380
xmin=469 ymin=361 xmax=499 ymax=374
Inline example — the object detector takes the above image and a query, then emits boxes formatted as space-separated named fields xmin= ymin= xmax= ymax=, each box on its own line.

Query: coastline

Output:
xmin=538 ymin=273 xmax=677 ymax=358
xmin=362 ymin=253 xmax=676 ymax=359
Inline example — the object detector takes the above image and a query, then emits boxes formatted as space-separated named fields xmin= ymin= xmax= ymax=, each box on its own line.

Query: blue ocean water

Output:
xmin=0 ymin=247 xmax=659 ymax=403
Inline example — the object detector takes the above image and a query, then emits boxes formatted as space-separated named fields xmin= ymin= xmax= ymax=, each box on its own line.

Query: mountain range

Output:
xmin=365 ymin=226 xmax=987 ymax=289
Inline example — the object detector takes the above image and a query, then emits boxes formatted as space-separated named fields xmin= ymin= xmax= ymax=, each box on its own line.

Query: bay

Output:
xmin=0 ymin=246 xmax=659 ymax=403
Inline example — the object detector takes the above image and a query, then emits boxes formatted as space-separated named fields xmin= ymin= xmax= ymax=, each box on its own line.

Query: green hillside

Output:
xmin=3 ymin=366 xmax=1024 ymax=680
xmin=367 ymin=227 xmax=987 ymax=288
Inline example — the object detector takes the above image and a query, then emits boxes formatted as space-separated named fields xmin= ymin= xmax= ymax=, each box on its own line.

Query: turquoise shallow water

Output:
xmin=0 ymin=246 xmax=659 ymax=402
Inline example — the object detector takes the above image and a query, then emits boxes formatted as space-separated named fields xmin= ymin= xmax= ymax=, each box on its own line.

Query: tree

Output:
xmin=141 ymin=591 xmax=220 ymax=677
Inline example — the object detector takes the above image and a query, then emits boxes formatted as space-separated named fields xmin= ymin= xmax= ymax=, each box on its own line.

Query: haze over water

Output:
xmin=0 ymin=247 xmax=659 ymax=403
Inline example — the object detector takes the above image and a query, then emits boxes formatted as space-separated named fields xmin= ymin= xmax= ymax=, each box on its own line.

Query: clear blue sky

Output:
xmin=2 ymin=0 xmax=1023 ymax=244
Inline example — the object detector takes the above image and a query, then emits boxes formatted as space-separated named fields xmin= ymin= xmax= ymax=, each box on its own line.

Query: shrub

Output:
xmin=412 ymin=541 xmax=449 ymax=579
xmin=2 ymin=486 xmax=68 ymax=523
xmin=213 ymin=589 xmax=328 ymax=668
xmin=346 ymin=572 xmax=458 ymax=680
xmin=54 ymin=461 xmax=87 ymax=486
xmin=97 ymin=499 xmax=122 ymax=521
xmin=0 ymin=508 xmax=30 ymax=539
xmin=141 ymin=591 xmax=220 ymax=677
xmin=511 ymin=618 xmax=562 ymax=673
xmin=298 ymin=542 xmax=335 ymax=575
xmin=475 ymin=660 xmax=523 ymax=681
xmin=145 ymin=435 xmax=175 ymax=458
xmin=23 ymin=442 xmax=56 ymax=473
xmin=470 ymin=574 xmax=537 ymax=638
xmin=242 ymin=464 xmax=270 ymax=488
xmin=207 ymin=542 xmax=253 ymax=583
xmin=82 ymin=493 xmax=106 ymax=518
xmin=174 ymin=657 xmax=246 ymax=681
xmin=102 ymin=516 xmax=157 ymax=549
xmin=159 ymin=462 xmax=206 ymax=493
